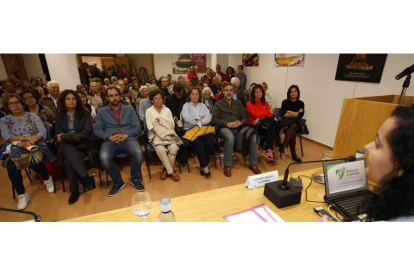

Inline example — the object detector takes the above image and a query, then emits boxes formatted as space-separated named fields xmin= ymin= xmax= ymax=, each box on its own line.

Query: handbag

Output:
xmin=258 ymin=117 xmax=275 ymax=130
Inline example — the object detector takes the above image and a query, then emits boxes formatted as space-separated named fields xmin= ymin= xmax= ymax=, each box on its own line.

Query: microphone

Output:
xmin=264 ymin=155 xmax=356 ymax=208
xmin=395 ymin=64 xmax=414 ymax=80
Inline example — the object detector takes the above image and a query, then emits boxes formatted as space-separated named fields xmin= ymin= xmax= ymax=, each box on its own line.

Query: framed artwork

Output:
xmin=275 ymin=54 xmax=305 ymax=67
xmin=242 ymin=54 xmax=259 ymax=67
xmin=172 ymin=54 xmax=206 ymax=74
xmin=335 ymin=54 xmax=388 ymax=83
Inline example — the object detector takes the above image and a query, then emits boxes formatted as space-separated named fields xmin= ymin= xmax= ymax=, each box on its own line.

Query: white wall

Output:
xmin=0 ymin=58 xmax=7 ymax=80
xmin=228 ymin=54 xmax=414 ymax=147
xmin=153 ymin=54 xmax=212 ymax=80
xmin=22 ymin=54 xmax=46 ymax=80
xmin=45 ymin=54 xmax=80 ymax=90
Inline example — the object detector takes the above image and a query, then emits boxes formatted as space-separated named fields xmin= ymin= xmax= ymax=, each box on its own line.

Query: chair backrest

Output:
xmin=274 ymin=108 xmax=282 ymax=119
xmin=43 ymin=122 xmax=51 ymax=141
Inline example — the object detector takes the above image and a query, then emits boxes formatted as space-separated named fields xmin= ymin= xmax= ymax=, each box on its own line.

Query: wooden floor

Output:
xmin=0 ymin=138 xmax=331 ymax=222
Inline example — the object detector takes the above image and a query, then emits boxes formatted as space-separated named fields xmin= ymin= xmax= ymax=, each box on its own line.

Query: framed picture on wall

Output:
xmin=172 ymin=54 xmax=206 ymax=74
xmin=242 ymin=54 xmax=259 ymax=67
xmin=335 ymin=54 xmax=388 ymax=83
xmin=275 ymin=54 xmax=305 ymax=67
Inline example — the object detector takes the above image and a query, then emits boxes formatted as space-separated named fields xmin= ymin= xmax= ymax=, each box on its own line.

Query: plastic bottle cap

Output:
xmin=160 ymin=197 xmax=171 ymax=213
xmin=356 ymin=149 xmax=365 ymax=154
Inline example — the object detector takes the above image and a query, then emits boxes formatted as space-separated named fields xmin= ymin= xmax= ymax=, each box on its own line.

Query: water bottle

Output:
xmin=158 ymin=197 xmax=176 ymax=222
xmin=356 ymin=149 xmax=365 ymax=159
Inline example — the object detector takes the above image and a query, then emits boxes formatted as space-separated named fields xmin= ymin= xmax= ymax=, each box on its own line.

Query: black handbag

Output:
xmin=258 ymin=117 xmax=275 ymax=130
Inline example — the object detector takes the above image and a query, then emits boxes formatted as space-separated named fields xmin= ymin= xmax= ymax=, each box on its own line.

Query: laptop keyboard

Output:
xmin=335 ymin=195 xmax=368 ymax=216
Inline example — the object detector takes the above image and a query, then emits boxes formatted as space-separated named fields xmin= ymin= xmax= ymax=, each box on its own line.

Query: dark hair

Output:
xmin=105 ymin=86 xmax=121 ymax=97
xmin=249 ymin=84 xmax=266 ymax=104
xmin=57 ymin=89 xmax=87 ymax=115
xmin=365 ymin=105 xmax=414 ymax=221
xmin=287 ymin=85 xmax=300 ymax=101
xmin=2 ymin=94 xmax=25 ymax=113
xmin=173 ymin=83 xmax=185 ymax=94
xmin=226 ymin=67 xmax=235 ymax=75
xmin=250 ymin=82 xmax=257 ymax=88
xmin=238 ymin=65 xmax=244 ymax=70
xmin=186 ymin=87 xmax=201 ymax=102
xmin=20 ymin=90 xmax=38 ymax=103
xmin=149 ymin=89 xmax=165 ymax=101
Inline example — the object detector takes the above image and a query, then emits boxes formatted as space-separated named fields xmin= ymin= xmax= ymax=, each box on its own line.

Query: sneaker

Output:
xmin=108 ymin=183 xmax=125 ymax=197
xmin=17 ymin=193 xmax=30 ymax=210
xmin=44 ymin=176 xmax=54 ymax=193
xmin=131 ymin=181 xmax=145 ymax=192
xmin=265 ymin=151 xmax=277 ymax=166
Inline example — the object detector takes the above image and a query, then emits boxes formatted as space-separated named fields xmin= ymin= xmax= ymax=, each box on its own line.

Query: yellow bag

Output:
xmin=182 ymin=126 xmax=216 ymax=142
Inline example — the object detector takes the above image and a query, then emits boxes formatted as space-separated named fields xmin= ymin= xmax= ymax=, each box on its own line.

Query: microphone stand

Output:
xmin=0 ymin=207 xmax=41 ymax=222
xmin=398 ymin=74 xmax=411 ymax=105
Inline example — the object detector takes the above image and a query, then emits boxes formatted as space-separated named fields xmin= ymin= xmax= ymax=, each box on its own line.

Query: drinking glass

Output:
xmin=132 ymin=192 xmax=152 ymax=221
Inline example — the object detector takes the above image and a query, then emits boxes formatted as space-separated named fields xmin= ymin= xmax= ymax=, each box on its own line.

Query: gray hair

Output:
xmin=230 ymin=77 xmax=240 ymax=86
xmin=147 ymin=84 xmax=158 ymax=93
xmin=111 ymin=76 xmax=117 ymax=81
xmin=104 ymin=78 xmax=110 ymax=82
xmin=139 ymin=85 xmax=147 ymax=93
xmin=202 ymin=87 xmax=212 ymax=95
xmin=47 ymin=80 xmax=59 ymax=88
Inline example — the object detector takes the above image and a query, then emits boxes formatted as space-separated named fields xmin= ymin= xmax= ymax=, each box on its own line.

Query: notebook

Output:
xmin=324 ymin=158 xmax=373 ymax=221
xmin=223 ymin=203 xmax=285 ymax=222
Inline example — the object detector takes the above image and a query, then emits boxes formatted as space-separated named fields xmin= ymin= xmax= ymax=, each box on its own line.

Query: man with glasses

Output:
xmin=94 ymin=86 xmax=144 ymax=196
xmin=212 ymin=82 xmax=261 ymax=177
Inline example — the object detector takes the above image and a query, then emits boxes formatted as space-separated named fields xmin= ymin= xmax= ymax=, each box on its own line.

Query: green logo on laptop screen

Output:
xmin=336 ymin=167 xmax=345 ymax=180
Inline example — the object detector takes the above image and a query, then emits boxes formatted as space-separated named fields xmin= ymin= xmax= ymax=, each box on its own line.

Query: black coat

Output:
xmin=55 ymin=111 xmax=101 ymax=168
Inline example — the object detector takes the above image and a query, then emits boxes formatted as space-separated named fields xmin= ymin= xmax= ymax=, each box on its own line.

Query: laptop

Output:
xmin=324 ymin=158 xmax=374 ymax=221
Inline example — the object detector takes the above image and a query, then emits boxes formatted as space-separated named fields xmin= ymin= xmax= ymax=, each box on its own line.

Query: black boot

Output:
xmin=82 ymin=174 xmax=96 ymax=192
xmin=69 ymin=191 xmax=80 ymax=204
xmin=292 ymin=154 xmax=302 ymax=163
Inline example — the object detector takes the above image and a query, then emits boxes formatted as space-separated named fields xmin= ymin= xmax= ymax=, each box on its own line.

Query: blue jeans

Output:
xmin=100 ymin=137 xmax=143 ymax=187
xmin=7 ymin=157 xmax=49 ymax=195
xmin=219 ymin=127 xmax=258 ymax=167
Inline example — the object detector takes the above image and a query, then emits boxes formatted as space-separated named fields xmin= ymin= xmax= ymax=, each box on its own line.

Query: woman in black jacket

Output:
xmin=278 ymin=85 xmax=307 ymax=163
xmin=55 ymin=90 xmax=95 ymax=204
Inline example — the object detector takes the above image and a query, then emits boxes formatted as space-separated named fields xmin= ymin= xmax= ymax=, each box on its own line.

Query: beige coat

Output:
xmin=150 ymin=117 xmax=183 ymax=147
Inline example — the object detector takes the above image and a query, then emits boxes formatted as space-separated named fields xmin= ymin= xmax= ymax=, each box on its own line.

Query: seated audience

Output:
xmin=55 ymin=90 xmax=96 ymax=204
xmin=278 ymin=85 xmax=308 ymax=163
xmin=201 ymin=87 xmax=215 ymax=114
xmin=138 ymin=84 xmax=157 ymax=122
xmin=94 ymin=86 xmax=144 ymax=196
xmin=187 ymin=66 xmax=199 ymax=82
xmin=145 ymin=89 xmax=181 ymax=182
xmin=236 ymin=65 xmax=247 ymax=91
xmin=246 ymin=84 xmax=278 ymax=166
xmin=230 ymin=77 xmax=246 ymax=107
xmin=165 ymin=83 xmax=187 ymax=126
xmin=0 ymin=94 xmax=54 ymax=210
xmin=21 ymin=90 xmax=55 ymax=130
xmin=160 ymin=76 xmax=170 ymax=97
xmin=212 ymin=64 xmax=228 ymax=83
xmin=261 ymin=81 xmax=274 ymax=109
xmin=77 ymin=90 xmax=97 ymax=121
xmin=88 ymin=80 xmax=106 ymax=110
xmin=130 ymin=80 xmax=141 ymax=106
xmin=211 ymin=82 xmax=261 ymax=177
xmin=181 ymin=88 xmax=215 ymax=178
xmin=225 ymin=67 xmax=235 ymax=82
xmin=118 ymin=64 xmax=130 ymax=80
xmin=39 ymin=80 xmax=60 ymax=115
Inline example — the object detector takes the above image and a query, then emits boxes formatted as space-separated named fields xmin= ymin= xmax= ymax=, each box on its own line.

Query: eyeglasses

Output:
xmin=8 ymin=101 xmax=21 ymax=107
xmin=23 ymin=96 xmax=34 ymax=100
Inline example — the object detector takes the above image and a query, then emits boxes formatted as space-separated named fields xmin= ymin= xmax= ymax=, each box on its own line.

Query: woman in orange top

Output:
xmin=246 ymin=84 xmax=278 ymax=165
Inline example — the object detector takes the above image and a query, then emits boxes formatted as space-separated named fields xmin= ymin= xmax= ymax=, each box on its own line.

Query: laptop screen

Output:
xmin=324 ymin=159 xmax=369 ymax=199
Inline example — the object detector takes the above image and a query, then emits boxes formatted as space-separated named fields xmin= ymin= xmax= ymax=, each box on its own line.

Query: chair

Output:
xmin=143 ymin=115 xmax=181 ymax=179
xmin=12 ymin=122 xmax=56 ymax=199
xmin=274 ymin=108 xmax=305 ymax=159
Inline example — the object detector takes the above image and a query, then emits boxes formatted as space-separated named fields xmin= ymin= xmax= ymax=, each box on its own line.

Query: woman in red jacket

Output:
xmin=246 ymin=84 xmax=278 ymax=165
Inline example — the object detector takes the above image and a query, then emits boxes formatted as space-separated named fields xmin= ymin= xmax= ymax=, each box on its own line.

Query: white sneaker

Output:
xmin=44 ymin=176 xmax=54 ymax=193
xmin=17 ymin=193 xmax=30 ymax=210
